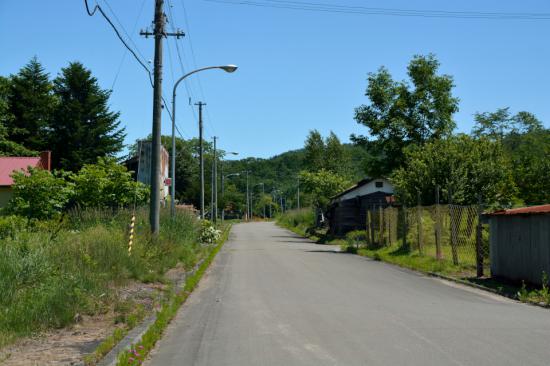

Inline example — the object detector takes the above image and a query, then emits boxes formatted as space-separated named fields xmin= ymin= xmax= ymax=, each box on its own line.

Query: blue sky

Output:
xmin=1 ymin=0 xmax=549 ymax=159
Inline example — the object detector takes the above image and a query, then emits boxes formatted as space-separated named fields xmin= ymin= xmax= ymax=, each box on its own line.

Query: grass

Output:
xmin=276 ymin=208 xmax=315 ymax=237
xmin=0 ymin=207 xmax=203 ymax=348
xmin=115 ymin=224 xmax=231 ymax=366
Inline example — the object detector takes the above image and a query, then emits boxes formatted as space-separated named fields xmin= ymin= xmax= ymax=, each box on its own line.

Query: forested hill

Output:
xmin=222 ymin=143 xmax=368 ymax=208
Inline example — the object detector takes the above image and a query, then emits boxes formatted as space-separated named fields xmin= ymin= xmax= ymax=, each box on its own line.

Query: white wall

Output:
xmin=336 ymin=179 xmax=394 ymax=202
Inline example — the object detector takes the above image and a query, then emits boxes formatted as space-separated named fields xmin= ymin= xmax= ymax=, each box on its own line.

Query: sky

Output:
xmin=1 ymin=0 xmax=549 ymax=159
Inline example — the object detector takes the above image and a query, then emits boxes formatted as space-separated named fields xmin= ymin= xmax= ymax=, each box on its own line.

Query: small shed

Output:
xmin=486 ymin=205 xmax=550 ymax=285
xmin=327 ymin=178 xmax=394 ymax=236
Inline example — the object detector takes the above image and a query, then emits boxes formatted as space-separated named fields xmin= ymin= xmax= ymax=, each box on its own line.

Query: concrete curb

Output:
xmin=94 ymin=256 xmax=207 ymax=366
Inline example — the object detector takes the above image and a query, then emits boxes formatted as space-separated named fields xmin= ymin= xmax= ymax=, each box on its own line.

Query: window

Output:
xmin=375 ymin=181 xmax=383 ymax=188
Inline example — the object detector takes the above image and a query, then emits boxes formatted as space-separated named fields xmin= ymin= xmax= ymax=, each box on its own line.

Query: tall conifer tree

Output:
xmin=51 ymin=62 xmax=125 ymax=171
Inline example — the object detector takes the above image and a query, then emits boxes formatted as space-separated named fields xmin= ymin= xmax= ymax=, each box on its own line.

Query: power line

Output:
xmin=204 ymin=0 xmax=550 ymax=20
xmin=109 ymin=0 xmax=147 ymax=91
xmin=83 ymin=0 xmax=154 ymax=87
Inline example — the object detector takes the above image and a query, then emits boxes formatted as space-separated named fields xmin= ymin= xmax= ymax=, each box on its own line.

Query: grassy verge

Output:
xmin=115 ymin=224 xmax=231 ymax=366
xmin=0 ymin=208 xmax=203 ymax=348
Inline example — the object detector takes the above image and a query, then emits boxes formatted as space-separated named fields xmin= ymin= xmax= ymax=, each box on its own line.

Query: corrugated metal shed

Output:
xmin=486 ymin=204 xmax=550 ymax=216
xmin=487 ymin=205 xmax=550 ymax=285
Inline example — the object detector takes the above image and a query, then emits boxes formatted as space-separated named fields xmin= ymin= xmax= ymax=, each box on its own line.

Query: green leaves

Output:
xmin=354 ymin=54 xmax=459 ymax=176
xmin=8 ymin=168 xmax=73 ymax=220
xmin=299 ymin=169 xmax=350 ymax=211
xmin=391 ymin=135 xmax=517 ymax=207
xmin=71 ymin=157 xmax=149 ymax=209
xmin=8 ymin=158 xmax=149 ymax=219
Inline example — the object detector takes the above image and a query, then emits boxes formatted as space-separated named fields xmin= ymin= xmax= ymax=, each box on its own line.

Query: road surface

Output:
xmin=146 ymin=222 xmax=550 ymax=366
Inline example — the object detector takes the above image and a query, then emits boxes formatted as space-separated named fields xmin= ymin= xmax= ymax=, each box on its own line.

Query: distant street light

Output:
xmin=170 ymin=65 xmax=238 ymax=218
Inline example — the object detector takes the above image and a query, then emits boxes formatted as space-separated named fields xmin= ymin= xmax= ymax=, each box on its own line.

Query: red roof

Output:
xmin=487 ymin=204 xmax=550 ymax=216
xmin=0 ymin=157 xmax=43 ymax=186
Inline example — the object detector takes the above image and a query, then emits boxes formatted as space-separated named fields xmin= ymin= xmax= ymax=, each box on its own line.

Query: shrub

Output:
xmin=346 ymin=230 xmax=368 ymax=249
xmin=71 ymin=157 xmax=149 ymax=209
xmin=199 ymin=220 xmax=221 ymax=244
xmin=0 ymin=215 xmax=27 ymax=239
xmin=8 ymin=168 xmax=73 ymax=219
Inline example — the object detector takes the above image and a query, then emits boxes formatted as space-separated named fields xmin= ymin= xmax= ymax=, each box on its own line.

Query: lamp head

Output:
xmin=220 ymin=65 xmax=238 ymax=73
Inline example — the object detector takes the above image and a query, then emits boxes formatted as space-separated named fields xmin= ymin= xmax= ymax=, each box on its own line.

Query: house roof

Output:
xmin=0 ymin=157 xmax=43 ymax=186
xmin=486 ymin=204 xmax=550 ymax=216
xmin=331 ymin=177 xmax=391 ymax=200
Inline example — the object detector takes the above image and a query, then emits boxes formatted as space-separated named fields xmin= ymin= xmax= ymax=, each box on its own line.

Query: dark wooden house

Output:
xmin=327 ymin=178 xmax=394 ymax=236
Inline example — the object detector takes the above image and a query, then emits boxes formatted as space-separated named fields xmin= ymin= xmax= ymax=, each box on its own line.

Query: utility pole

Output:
xmin=196 ymin=102 xmax=206 ymax=219
xmin=213 ymin=136 xmax=218 ymax=223
xmin=297 ymin=177 xmax=300 ymax=210
xmin=246 ymin=170 xmax=250 ymax=221
xmin=140 ymin=0 xmax=184 ymax=233
xmin=262 ymin=183 xmax=266 ymax=219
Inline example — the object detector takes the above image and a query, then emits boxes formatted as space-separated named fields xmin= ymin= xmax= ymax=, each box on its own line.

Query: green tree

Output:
xmin=8 ymin=168 xmax=73 ymax=219
xmin=353 ymin=54 xmax=459 ymax=176
xmin=304 ymin=130 xmax=325 ymax=172
xmin=0 ymin=76 xmax=35 ymax=156
xmin=472 ymin=108 xmax=549 ymax=204
xmin=299 ymin=169 xmax=350 ymax=211
xmin=51 ymin=62 xmax=125 ymax=171
xmin=5 ymin=57 xmax=55 ymax=152
xmin=391 ymin=135 xmax=517 ymax=207
xmin=71 ymin=157 xmax=149 ymax=209
xmin=325 ymin=131 xmax=351 ymax=177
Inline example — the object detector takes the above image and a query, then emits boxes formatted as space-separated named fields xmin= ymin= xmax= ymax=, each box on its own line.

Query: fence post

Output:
xmin=402 ymin=204 xmax=408 ymax=250
xmin=417 ymin=192 xmax=423 ymax=254
xmin=449 ymin=188 xmax=459 ymax=265
xmin=379 ymin=203 xmax=383 ymax=246
xmin=435 ymin=186 xmax=442 ymax=260
xmin=476 ymin=194 xmax=484 ymax=277
xmin=366 ymin=208 xmax=372 ymax=247
xmin=386 ymin=207 xmax=391 ymax=246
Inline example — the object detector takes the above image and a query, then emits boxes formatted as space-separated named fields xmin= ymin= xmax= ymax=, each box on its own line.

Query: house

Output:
xmin=0 ymin=151 xmax=51 ymax=207
xmin=327 ymin=177 xmax=394 ymax=236
xmin=124 ymin=141 xmax=170 ymax=200
xmin=485 ymin=204 xmax=550 ymax=285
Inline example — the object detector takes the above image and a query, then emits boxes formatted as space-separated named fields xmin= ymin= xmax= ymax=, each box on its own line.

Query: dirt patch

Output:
xmin=0 ymin=281 xmax=165 ymax=366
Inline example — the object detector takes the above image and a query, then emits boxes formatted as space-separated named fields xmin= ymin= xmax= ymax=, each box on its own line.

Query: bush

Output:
xmin=8 ymin=168 xmax=73 ymax=220
xmin=346 ymin=230 xmax=368 ymax=250
xmin=199 ymin=220 xmax=221 ymax=244
xmin=0 ymin=215 xmax=27 ymax=239
xmin=71 ymin=157 xmax=149 ymax=209
xmin=276 ymin=208 xmax=315 ymax=234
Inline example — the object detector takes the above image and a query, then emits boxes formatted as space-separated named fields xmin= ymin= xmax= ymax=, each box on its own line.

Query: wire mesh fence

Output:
xmin=363 ymin=203 xmax=489 ymax=274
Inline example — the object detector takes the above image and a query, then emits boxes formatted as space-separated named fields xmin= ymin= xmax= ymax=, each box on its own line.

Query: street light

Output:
xmin=170 ymin=65 xmax=238 ymax=218
xmin=216 ymin=151 xmax=238 ymax=223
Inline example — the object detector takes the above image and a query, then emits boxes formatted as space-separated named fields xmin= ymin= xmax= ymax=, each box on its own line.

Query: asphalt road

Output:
xmin=146 ymin=222 xmax=550 ymax=366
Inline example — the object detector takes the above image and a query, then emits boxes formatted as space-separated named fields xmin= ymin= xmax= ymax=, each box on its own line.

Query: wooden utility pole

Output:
xmin=195 ymin=102 xmax=206 ymax=219
xmin=140 ymin=0 xmax=184 ymax=233
xmin=212 ymin=136 xmax=218 ymax=223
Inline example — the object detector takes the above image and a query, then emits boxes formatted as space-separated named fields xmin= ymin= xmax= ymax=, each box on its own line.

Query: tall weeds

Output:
xmin=0 ymin=207 xmax=200 ymax=347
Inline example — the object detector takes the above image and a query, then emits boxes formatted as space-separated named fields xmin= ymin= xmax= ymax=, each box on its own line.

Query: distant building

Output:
xmin=0 ymin=151 xmax=52 ymax=207
xmin=327 ymin=177 xmax=394 ymax=236
xmin=125 ymin=141 xmax=170 ymax=201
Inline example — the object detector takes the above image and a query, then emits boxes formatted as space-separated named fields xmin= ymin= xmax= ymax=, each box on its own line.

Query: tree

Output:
xmin=472 ymin=108 xmax=549 ymax=205
xmin=304 ymin=129 xmax=325 ymax=172
xmin=299 ymin=169 xmax=350 ymax=211
xmin=5 ymin=57 xmax=56 ymax=152
xmin=51 ymin=62 xmax=125 ymax=171
xmin=8 ymin=168 xmax=73 ymax=220
xmin=325 ymin=131 xmax=350 ymax=177
xmin=391 ymin=135 xmax=517 ymax=208
xmin=353 ymin=54 xmax=459 ymax=176
xmin=71 ymin=157 xmax=149 ymax=209
xmin=0 ymin=76 xmax=35 ymax=156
